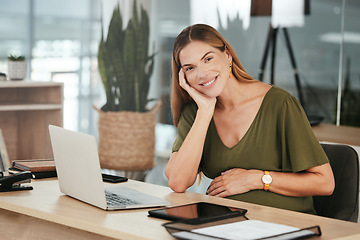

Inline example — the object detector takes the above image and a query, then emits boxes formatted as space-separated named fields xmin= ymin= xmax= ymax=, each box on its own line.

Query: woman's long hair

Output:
xmin=171 ymin=24 xmax=254 ymax=126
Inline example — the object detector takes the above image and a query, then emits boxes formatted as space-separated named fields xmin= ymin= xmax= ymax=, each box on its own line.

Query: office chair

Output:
xmin=313 ymin=143 xmax=359 ymax=222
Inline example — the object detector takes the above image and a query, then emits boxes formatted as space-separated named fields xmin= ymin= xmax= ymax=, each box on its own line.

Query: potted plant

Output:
xmin=7 ymin=54 xmax=27 ymax=80
xmin=96 ymin=1 xmax=159 ymax=173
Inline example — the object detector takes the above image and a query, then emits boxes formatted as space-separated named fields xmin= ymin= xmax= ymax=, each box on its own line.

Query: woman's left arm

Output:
xmin=207 ymin=163 xmax=335 ymax=198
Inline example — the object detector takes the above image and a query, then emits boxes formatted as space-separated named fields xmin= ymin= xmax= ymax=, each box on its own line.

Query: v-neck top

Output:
xmin=172 ymin=86 xmax=329 ymax=214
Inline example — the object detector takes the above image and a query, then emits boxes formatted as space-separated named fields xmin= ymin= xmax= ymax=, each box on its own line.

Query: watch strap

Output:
xmin=263 ymin=171 xmax=270 ymax=191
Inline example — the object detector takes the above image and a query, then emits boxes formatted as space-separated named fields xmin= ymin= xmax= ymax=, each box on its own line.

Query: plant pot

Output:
xmin=94 ymin=101 xmax=161 ymax=171
xmin=8 ymin=61 xmax=27 ymax=80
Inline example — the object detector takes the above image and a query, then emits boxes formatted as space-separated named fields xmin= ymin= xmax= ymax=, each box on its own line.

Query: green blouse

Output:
xmin=172 ymin=86 xmax=329 ymax=214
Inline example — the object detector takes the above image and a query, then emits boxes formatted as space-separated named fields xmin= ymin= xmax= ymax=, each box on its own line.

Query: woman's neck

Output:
xmin=216 ymin=77 xmax=252 ymax=110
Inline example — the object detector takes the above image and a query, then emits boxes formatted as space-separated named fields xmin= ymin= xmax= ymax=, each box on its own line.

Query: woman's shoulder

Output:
xmin=266 ymin=85 xmax=297 ymax=102
xmin=259 ymin=85 xmax=303 ymax=114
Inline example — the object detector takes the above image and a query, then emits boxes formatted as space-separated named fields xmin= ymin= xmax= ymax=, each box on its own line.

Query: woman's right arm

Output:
xmin=165 ymin=109 xmax=213 ymax=192
xmin=165 ymin=69 xmax=216 ymax=192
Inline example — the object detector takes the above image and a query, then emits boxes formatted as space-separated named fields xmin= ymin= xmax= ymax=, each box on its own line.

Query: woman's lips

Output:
xmin=201 ymin=76 xmax=217 ymax=87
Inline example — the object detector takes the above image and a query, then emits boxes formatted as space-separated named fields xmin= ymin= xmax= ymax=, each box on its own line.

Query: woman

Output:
xmin=165 ymin=24 xmax=334 ymax=214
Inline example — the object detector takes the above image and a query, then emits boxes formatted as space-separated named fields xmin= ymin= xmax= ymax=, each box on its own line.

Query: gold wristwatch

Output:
xmin=262 ymin=171 xmax=272 ymax=191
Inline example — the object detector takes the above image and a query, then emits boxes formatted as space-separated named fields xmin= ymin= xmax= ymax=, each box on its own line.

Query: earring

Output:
xmin=229 ymin=61 xmax=232 ymax=73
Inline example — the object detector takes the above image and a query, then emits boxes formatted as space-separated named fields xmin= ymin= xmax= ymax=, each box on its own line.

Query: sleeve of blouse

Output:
xmin=279 ymin=95 xmax=329 ymax=172
xmin=171 ymin=103 xmax=198 ymax=152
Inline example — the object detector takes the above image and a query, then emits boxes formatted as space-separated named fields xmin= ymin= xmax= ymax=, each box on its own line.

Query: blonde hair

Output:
xmin=171 ymin=24 xmax=254 ymax=126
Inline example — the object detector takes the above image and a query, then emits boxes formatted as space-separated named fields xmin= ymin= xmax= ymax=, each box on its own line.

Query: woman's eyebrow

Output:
xmin=200 ymin=51 xmax=215 ymax=60
xmin=181 ymin=51 xmax=215 ymax=68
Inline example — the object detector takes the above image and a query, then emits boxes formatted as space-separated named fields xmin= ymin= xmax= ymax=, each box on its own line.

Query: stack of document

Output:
xmin=164 ymin=217 xmax=321 ymax=240
xmin=10 ymin=159 xmax=57 ymax=179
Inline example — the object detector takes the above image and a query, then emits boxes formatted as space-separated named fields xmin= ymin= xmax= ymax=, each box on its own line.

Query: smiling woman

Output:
xmin=170 ymin=24 xmax=254 ymax=126
xmin=165 ymin=24 xmax=335 ymax=215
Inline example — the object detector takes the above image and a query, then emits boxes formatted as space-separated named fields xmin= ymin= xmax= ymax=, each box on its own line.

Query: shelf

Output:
xmin=0 ymin=80 xmax=61 ymax=88
xmin=0 ymin=103 xmax=62 ymax=111
xmin=0 ymin=80 xmax=63 ymax=160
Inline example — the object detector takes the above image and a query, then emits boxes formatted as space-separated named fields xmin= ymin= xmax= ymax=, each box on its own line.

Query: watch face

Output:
xmin=262 ymin=174 xmax=272 ymax=184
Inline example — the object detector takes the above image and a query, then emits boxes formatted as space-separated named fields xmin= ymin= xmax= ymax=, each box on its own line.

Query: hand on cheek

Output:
xmin=178 ymin=69 xmax=191 ymax=92
xmin=178 ymin=69 xmax=217 ymax=114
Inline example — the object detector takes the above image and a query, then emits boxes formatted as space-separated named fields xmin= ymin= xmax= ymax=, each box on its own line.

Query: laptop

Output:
xmin=48 ymin=125 xmax=170 ymax=210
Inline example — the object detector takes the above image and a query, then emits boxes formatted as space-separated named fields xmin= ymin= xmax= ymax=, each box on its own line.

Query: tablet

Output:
xmin=148 ymin=202 xmax=247 ymax=222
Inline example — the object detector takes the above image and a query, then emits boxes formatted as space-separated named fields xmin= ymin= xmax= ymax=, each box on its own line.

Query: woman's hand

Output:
xmin=206 ymin=163 xmax=335 ymax=198
xmin=206 ymin=168 xmax=262 ymax=198
xmin=179 ymin=69 xmax=216 ymax=114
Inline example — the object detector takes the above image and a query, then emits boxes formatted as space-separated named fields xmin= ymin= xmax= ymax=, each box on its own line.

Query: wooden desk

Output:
xmin=0 ymin=179 xmax=359 ymax=240
xmin=312 ymin=123 xmax=360 ymax=147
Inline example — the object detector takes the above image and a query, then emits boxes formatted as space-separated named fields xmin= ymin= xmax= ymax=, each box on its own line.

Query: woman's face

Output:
xmin=179 ymin=40 xmax=232 ymax=98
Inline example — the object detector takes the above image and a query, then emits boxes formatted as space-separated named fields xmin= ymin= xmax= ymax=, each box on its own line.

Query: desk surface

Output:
xmin=0 ymin=179 xmax=359 ymax=240
xmin=312 ymin=123 xmax=360 ymax=146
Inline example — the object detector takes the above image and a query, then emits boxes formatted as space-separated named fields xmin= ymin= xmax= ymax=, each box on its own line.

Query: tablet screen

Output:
xmin=148 ymin=202 xmax=247 ymax=221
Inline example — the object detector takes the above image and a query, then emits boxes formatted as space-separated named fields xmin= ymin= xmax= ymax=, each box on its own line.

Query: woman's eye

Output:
xmin=185 ymin=67 xmax=193 ymax=72
xmin=205 ymin=57 xmax=213 ymax=63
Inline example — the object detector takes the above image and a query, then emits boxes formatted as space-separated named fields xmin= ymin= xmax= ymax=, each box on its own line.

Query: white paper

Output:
xmin=192 ymin=220 xmax=299 ymax=240
xmin=271 ymin=0 xmax=305 ymax=28
xmin=173 ymin=231 xmax=221 ymax=240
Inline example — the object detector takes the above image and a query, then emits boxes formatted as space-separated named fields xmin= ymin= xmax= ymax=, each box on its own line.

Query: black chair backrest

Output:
xmin=313 ymin=144 xmax=359 ymax=222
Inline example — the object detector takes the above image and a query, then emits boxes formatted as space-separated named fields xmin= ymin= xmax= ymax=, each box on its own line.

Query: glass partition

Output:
xmin=0 ymin=0 xmax=359 ymax=134
xmin=152 ymin=0 xmax=359 ymax=127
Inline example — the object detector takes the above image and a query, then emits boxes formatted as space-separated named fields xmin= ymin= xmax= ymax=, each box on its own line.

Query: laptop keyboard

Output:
xmin=105 ymin=191 xmax=141 ymax=206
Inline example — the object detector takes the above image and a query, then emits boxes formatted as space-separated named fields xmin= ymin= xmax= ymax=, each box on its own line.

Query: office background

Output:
xmin=0 ymin=0 xmax=359 ymax=136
